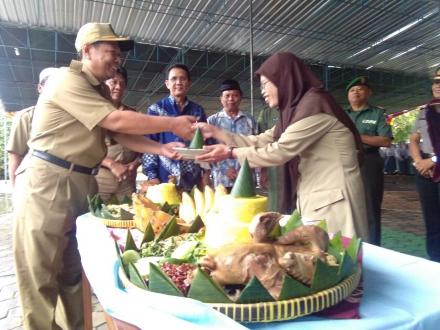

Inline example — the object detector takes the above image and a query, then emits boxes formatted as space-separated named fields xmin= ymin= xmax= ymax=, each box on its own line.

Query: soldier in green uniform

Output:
xmin=345 ymin=76 xmax=393 ymax=245
xmin=13 ymin=22 xmax=195 ymax=330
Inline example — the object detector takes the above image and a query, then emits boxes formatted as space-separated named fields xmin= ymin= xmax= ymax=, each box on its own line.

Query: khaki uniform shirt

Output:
xmin=7 ymin=106 xmax=35 ymax=156
xmin=223 ymin=113 xmax=368 ymax=240
xmin=29 ymin=60 xmax=114 ymax=167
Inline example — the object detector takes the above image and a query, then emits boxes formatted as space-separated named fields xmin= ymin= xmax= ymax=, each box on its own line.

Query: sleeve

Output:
xmin=142 ymin=153 xmax=159 ymax=179
xmin=412 ymin=110 xmax=424 ymax=134
xmin=146 ymin=104 xmax=161 ymax=142
xmin=376 ymin=110 xmax=393 ymax=139
xmin=49 ymin=71 xmax=115 ymax=131
xmin=234 ymin=114 xmax=337 ymax=168
xmin=223 ymin=126 xmax=277 ymax=148
xmin=6 ymin=111 xmax=31 ymax=156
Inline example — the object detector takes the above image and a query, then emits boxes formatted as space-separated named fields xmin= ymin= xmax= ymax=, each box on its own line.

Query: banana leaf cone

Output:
xmin=230 ymin=158 xmax=255 ymax=198
xmin=235 ymin=276 xmax=274 ymax=303
xmin=148 ymin=263 xmax=183 ymax=297
xmin=278 ymin=274 xmax=311 ymax=300
xmin=186 ymin=267 xmax=231 ymax=303
xmin=125 ymin=229 xmax=138 ymax=252
xmin=189 ymin=127 xmax=204 ymax=149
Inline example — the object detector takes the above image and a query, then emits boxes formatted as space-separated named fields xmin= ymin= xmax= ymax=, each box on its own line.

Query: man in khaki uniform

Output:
xmin=7 ymin=67 xmax=58 ymax=186
xmin=13 ymin=22 xmax=195 ymax=330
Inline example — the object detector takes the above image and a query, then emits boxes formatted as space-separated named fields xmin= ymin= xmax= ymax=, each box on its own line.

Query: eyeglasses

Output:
xmin=433 ymin=79 xmax=440 ymax=85
xmin=260 ymin=80 xmax=270 ymax=92
xmin=168 ymin=76 xmax=188 ymax=83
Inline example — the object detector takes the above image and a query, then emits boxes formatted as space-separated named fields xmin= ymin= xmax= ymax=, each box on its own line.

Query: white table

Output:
xmin=77 ymin=214 xmax=440 ymax=330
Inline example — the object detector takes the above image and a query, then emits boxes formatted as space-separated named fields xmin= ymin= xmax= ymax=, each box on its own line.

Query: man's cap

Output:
xmin=75 ymin=23 xmax=134 ymax=52
xmin=346 ymin=76 xmax=370 ymax=92
xmin=39 ymin=67 xmax=58 ymax=85
xmin=220 ymin=79 xmax=242 ymax=94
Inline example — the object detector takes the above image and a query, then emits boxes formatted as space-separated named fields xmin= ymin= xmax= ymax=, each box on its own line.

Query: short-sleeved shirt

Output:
xmin=412 ymin=108 xmax=433 ymax=154
xmin=29 ymin=60 xmax=115 ymax=167
xmin=7 ymin=106 xmax=35 ymax=156
xmin=345 ymin=105 xmax=393 ymax=149
xmin=207 ymin=110 xmax=258 ymax=187
xmin=141 ymin=95 xmax=207 ymax=190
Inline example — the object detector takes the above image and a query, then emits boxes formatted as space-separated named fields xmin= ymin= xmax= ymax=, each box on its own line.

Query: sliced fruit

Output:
xmin=204 ymin=185 xmax=215 ymax=214
xmin=212 ymin=184 xmax=228 ymax=212
xmin=145 ymin=182 xmax=181 ymax=205
xmin=193 ymin=187 xmax=205 ymax=217
xmin=179 ymin=192 xmax=196 ymax=223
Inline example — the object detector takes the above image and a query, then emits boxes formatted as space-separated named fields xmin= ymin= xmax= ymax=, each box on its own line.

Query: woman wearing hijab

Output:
xmin=196 ymin=52 xmax=368 ymax=240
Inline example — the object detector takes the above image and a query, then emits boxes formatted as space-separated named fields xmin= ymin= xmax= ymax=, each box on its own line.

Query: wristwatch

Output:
xmin=432 ymin=155 xmax=437 ymax=163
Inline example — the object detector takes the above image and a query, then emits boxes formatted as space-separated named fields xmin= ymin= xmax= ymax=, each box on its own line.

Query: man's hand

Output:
xmin=194 ymin=122 xmax=219 ymax=139
xmin=109 ymin=161 xmax=129 ymax=182
xmin=170 ymin=116 xmax=197 ymax=140
xmin=196 ymin=144 xmax=230 ymax=163
xmin=225 ymin=167 xmax=238 ymax=180
xmin=161 ymin=141 xmax=185 ymax=160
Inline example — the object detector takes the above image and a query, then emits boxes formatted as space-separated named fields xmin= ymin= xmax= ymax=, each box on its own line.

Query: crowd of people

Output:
xmin=5 ymin=21 xmax=439 ymax=330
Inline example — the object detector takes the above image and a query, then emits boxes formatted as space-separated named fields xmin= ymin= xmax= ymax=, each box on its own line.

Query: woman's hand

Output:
xmin=161 ymin=141 xmax=185 ymax=160
xmin=414 ymin=158 xmax=435 ymax=177
xmin=196 ymin=144 xmax=230 ymax=163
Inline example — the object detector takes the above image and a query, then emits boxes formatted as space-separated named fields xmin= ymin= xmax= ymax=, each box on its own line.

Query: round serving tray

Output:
xmin=91 ymin=215 xmax=136 ymax=228
xmin=118 ymin=265 xmax=361 ymax=323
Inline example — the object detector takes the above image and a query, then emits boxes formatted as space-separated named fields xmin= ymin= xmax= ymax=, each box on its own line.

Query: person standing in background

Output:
xmin=345 ymin=76 xmax=393 ymax=245
xmin=409 ymin=72 xmax=440 ymax=262
xmin=7 ymin=67 xmax=58 ymax=187
xmin=141 ymin=64 xmax=208 ymax=191
xmin=96 ymin=66 xmax=141 ymax=202
xmin=207 ymin=79 xmax=258 ymax=191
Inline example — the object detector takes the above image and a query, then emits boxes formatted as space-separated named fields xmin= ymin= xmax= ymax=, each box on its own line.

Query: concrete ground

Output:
xmin=0 ymin=174 xmax=429 ymax=329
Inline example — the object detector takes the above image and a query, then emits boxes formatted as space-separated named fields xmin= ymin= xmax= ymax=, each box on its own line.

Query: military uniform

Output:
xmin=13 ymin=60 xmax=115 ymax=329
xmin=345 ymin=105 xmax=393 ymax=245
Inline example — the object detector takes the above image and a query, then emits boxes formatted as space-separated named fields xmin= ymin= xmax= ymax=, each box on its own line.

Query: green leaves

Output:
xmin=189 ymin=127 xmax=204 ymax=149
xmin=230 ymin=158 xmax=256 ymax=198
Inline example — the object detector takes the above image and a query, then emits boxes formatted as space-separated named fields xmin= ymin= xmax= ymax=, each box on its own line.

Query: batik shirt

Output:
xmin=207 ymin=110 xmax=258 ymax=187
xmin=142 ymin=95 xmax=207 ymax=191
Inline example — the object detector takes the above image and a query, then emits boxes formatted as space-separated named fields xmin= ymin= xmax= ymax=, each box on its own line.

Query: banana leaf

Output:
xmin=281 ymin=209 xmax=302 ymax=234
xmin=187 ymin=267 xmax=231 ymax=303
xmin=187 ymin=215 xmax=204 ymax=233
xmin=278 ymin=274 xmax=311 ymax=300
xmin=311 ymin=259 xmax=340 ymax=293
xmin=235 ymin=276 xmax=274 ymax=303
xmin=148 ymin=263 xmax=183 ymax=297
xmin=125 ymin=229 xmax=138 ymax=252
xmin=127 ymin=262 xmax=148 ymax=289
xmin=155 ymin=216 xmax=179 ymax=241
xmin=141 ymin=223 xmax=155 ymax=245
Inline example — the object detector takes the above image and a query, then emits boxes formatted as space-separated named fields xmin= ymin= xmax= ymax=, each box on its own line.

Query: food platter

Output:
xmin=91 ymin=214 xmax=136 ymax=228
xmin=173 ymin=147 xmax=207 ymax=160
xmin=118 ymin=265 xmax=362 ymax=323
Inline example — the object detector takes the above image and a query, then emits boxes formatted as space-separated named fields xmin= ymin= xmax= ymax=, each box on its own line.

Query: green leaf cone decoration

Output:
xmin=141 ymin=223 xmax=155 ymax=245
xmin=317 ymin=219 xmax=328 ymax=232
xmin=187 ymin=267 xmax=231 ymax=303
xmin=156 ymin=216 xmax=179 ymax=241
xmin=87 ymin=195 xmax=94 ymax=214
xmin=125 ymin=229 xmax=138 ymax=252
xmin=121 ymin=195 xmax=132 ymax=205
xmin=120 ymin=208 xmax=135 ymax=220
xmin=128 ymin=262 xmax=148 ymax=289
xmin=148 ymin=263 xmax=183 ymax=297
xmin=161 ymin=202 xmax=171 ymax=213
xmin=114 ymin=240 xmax=122 ymax=263
xmin=338 ymin=251 xmax=357 ymax=281
xmin=230 ymin=158 xmax=256 ymax=198
xmin=278 ymin=274 xmax=311 ymax=300
xmin=99 ymin=204 xmax=118 ymax=220
xmin=311 ymin=259 xmax=340 ymax=293
xmin=94 ymin=194 xmax=104 ymax=212
xmin=107 ymin=195 xmax=119 ymax=205
xmin=235 ymin=276 xmax=274 ymax=303
xmin=281 ymin=209 xmax=302 ymax=234
xmin=188 ymin=215 xmax=204 ymax=233
xmin=347 ymin=236 xmax=361 ymax=262
xmin=189 ymin=127 xmax=204 ymax=149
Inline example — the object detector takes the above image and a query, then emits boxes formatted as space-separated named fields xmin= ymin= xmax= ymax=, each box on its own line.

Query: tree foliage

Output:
xmin=389 ymin=109 xmax=419 ymax=143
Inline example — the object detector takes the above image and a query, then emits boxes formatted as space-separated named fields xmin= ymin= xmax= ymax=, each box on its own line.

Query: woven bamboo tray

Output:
xmin=91 ymin=215 xmax=136 ymax=228
xmin=118 ymin=265 xmax=361 ymax=323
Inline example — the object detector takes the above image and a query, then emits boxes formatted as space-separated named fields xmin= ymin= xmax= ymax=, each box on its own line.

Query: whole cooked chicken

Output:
xmin=199 ymin=212 xmax=336 ymax=299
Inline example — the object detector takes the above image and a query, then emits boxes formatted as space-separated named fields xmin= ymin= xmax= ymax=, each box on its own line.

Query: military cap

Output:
xmin=75 ymin=23 xmax=134 ymax=52
xmin=346 ymin=76 xmax=370 ymax=92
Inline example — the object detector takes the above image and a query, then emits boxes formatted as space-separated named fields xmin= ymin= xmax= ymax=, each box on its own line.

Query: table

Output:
xmin=77 ymin=213 xmax=440 ymax=330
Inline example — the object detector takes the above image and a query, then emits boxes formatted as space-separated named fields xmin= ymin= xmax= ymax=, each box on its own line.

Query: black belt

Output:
xmin=32 ymin=150 xmax=100 ymax=176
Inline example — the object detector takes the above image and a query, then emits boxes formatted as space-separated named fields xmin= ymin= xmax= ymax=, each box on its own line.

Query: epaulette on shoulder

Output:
xmin=69 ymin=60 xmax=83 ymax=73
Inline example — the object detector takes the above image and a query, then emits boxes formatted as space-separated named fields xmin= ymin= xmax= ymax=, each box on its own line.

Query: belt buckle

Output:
xmin=91 ymin=166 xmax=100 ymax=176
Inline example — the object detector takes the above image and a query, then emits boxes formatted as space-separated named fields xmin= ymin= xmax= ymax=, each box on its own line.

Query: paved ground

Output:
xmin=0 ymin=175 xmax=429 ymax=329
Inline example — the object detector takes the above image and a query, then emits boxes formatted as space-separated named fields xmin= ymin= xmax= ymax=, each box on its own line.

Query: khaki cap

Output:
xmin=75 ymin=23 xmax=134 ymax=52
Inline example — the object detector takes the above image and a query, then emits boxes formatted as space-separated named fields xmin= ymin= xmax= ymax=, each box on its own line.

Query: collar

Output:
xmin=219 ymin=109 xmax=244 ymax=119
xmin=168 ymin=95 xmax=189 ymax=108
xmin=70 ymin=60 xmax=101 ymax=87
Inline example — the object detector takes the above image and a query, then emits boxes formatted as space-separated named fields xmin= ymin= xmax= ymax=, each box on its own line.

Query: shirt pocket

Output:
xmin=307 ymin=188 xmax=345 ymax=211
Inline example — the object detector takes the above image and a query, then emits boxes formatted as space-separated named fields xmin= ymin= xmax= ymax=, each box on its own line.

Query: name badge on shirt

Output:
xmin=362 ymin=119 xmax=377 ymax=125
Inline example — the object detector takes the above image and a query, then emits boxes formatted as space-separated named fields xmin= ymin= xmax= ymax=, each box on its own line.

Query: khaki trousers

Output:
xmin=13 ymin=157 xmax=97 ymax=330
xmin=95 ymin=168 xmax=136 ymax=203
